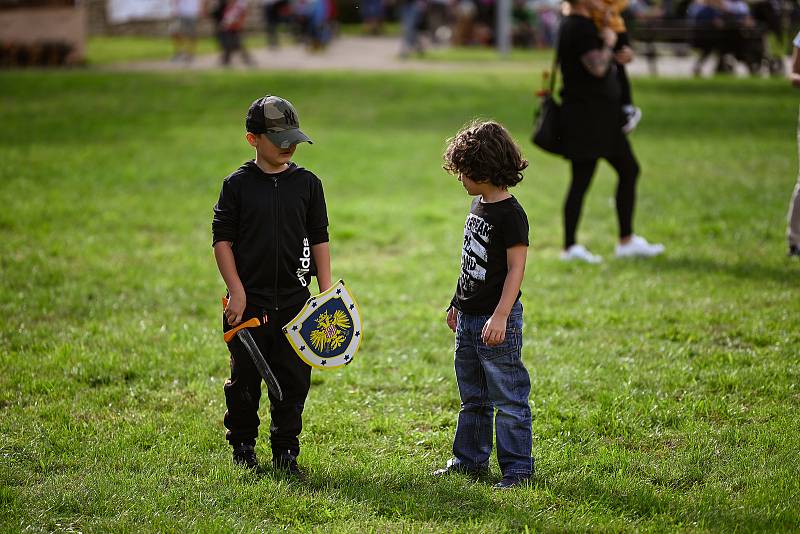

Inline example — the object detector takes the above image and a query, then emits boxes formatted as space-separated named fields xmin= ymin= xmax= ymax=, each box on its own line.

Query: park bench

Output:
xmin=629 ymin=19 xmax=780 ymax=76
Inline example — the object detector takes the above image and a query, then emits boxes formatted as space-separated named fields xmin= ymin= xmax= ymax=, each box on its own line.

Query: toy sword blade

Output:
xmin=235 ymin=327 xmax=284 ymax=402
xmin=222 ymin=302 xmax=284 ymax=402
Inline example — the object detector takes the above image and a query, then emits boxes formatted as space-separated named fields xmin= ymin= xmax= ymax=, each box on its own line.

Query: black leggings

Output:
xmin=563 ymin=141 xmax=640 ymax=249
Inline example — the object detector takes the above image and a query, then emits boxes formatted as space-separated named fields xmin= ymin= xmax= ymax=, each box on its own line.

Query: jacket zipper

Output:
xmin=273 ymin=177 xmax=280 ymax=312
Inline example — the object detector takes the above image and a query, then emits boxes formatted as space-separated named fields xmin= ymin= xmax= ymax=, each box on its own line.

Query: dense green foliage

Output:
xmin=1 ymin=69 xmax=798 ymax=532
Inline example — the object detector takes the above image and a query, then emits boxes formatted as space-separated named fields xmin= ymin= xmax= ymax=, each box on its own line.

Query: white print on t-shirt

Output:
xmin=297 ymin=237 xmax=311 ymax=287
xmin=459 ymin=213 xmax=492 ymax=292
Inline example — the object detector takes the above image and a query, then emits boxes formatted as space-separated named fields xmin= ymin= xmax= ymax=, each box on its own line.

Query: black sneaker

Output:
xmin=493 ymin=475 xmax=531 ymax=490
xmin=432 ymin=458 xmax=489 ymax=479
xmin=789 ymin=245 xmax=800 ymax=257
xmin=232 ymin=443 xmax=258 ymax=469
xmin=272 ymin=451 xmax=306 ymax=480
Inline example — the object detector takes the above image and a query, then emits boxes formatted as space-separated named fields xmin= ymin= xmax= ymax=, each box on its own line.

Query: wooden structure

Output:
xmin=0 ymin=0 xmax=87 ymax=66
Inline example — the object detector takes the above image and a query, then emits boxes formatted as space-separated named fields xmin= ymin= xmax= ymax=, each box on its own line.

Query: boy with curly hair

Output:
xmin=434 ymin=120 xmax=534 ymax=490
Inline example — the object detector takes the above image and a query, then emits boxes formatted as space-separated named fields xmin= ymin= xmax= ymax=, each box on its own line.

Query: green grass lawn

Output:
xmin=86 ymin=36 xmax=215 ymax=65
xmin=87 ymin=35 xmax=257 ymax=65
xmin=1 ymin=69 xmax=798 ymax=532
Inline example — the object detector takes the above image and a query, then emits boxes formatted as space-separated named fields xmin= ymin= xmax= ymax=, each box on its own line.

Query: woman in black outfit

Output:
xmin=558 ymin=0 xmax=663 ymax=263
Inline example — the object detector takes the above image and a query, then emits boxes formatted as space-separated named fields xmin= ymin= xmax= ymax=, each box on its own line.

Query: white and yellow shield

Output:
xmin=282 ymin=280 xmax=363 ymax=370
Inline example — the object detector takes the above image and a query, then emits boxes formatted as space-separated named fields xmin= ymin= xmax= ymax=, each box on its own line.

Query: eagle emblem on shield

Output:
xmin=282 ymin=280 xmax=363 ymax=369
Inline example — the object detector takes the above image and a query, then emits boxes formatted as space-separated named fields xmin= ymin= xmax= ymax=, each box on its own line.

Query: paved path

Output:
xmin=105 ymin=35 xmax=784 ymax=78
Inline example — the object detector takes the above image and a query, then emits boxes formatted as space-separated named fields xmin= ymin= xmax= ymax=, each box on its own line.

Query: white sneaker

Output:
xmin=622 ymin=106 xmax=642 ymax=134
xmin=560 ymin=244 xmax=603 ymax=264
xmin=615 ymin=235 xmax=665 ymax=258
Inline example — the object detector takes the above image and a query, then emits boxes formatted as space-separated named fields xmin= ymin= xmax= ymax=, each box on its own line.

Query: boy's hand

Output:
xmin=225 ymin=291 xmax=246 ymax=326
xmin=446 ymin=307 xmax=457 ymax=332
xmin=482 ymin=314 xmax=507 ymax=346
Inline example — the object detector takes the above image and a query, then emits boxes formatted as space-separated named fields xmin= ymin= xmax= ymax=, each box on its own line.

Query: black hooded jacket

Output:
xmin=212 ymin=161 xmax=329 ymax=311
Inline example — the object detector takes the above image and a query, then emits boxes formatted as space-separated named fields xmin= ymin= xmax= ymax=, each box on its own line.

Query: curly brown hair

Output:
xmin=442 ymin=120 xmax=528 ymax=188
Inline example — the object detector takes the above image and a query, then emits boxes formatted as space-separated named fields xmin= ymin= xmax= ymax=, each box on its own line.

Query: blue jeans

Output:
xmin=451 ymin=300 xmax=533 ymax=477
xmin=401 ymin=2 xmax=423 ymax=52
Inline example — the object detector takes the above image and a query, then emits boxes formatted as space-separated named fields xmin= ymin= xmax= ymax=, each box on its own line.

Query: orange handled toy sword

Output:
xmin=222 ymin=298 xmax=284 ymax=401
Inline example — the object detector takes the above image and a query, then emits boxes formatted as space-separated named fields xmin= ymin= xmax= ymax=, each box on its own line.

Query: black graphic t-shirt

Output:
xmin=451 ymin=196 xmax=529 ymax=315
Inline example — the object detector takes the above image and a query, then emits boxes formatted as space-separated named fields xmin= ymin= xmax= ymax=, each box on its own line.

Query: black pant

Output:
xmin=563 ymin=138 xmax=640 ymax=249
xmin=218 ymin=30 xmax=253 ymax=65
xmin=223 ymin=301 xmax=311 ymax=458
xmin=263 ymin=1 xmax=288 ymax=48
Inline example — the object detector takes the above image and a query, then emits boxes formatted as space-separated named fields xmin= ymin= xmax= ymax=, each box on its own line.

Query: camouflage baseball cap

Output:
xmin=246 ymin=95 xmax=313 ymax=149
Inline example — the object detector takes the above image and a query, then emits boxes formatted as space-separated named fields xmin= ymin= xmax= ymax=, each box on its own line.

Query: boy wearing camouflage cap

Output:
xmin=212 ymin=95 xmax=332 ymax=476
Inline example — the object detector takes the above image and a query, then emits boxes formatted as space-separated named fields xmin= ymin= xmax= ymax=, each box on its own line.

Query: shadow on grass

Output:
xmin=299 ymin=466 xmax=522 ymax=526
xmin=627 ymin=254 xmax=795 ymax=286
xmin=234 ymin=457 xmax=796 ymax=530
xmin=293 ymin=465 xmax=792 ymax=531
xmin=543 ymin=473 xmax=796 ymax=531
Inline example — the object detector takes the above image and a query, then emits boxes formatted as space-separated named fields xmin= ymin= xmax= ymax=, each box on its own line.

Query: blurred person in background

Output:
xmin=787 ymin=30 xmax=800 ymax=257
xmin=218 ymin=0 xmax=256 ymax=66
xmin=428 ymin=0 xmax=452 ymax=44
xmin=512 ymin=0 xmax=537 ymax=48
xmin=474 ymin=0 xmax=496 ymax=44
xmin=452 ymin=0 xmax=478 ymax=45
xmin=171 ymin=0 xmax=202 ymax=63
xmin=361 ymin=0 xmax=386 ymax=35
xmin=688 ymin=0 xmax=755 ymax=75
xmin=688 ymin=0 xmax=725 ymax=74
xmin=400 ymin=0 xmax=429 ymax=57
xmin=170 ymin=0 xmax=203 ymax=63
xmin=293 ymin=0 xmax=335 ymax=51
xmin=557 ymin=0 xmax=664 ymax=263
xmin=262 ymin=0 xmax=291 ymax=49
xmin=531 ymin=0 xmax=560 ymax=47
xmin=210 ymin=0 xmax=227 ymax=55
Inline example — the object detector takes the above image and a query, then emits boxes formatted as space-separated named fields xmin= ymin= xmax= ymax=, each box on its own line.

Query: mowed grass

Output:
xmin=86 ymin=35 xmax=223 ymax=65
xmin=0 ymin=68 xmax=798 ymax=532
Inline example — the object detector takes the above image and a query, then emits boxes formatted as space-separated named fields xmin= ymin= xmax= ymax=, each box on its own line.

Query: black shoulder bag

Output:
xmin=531 ymin=49 xmax=563 ymax=155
